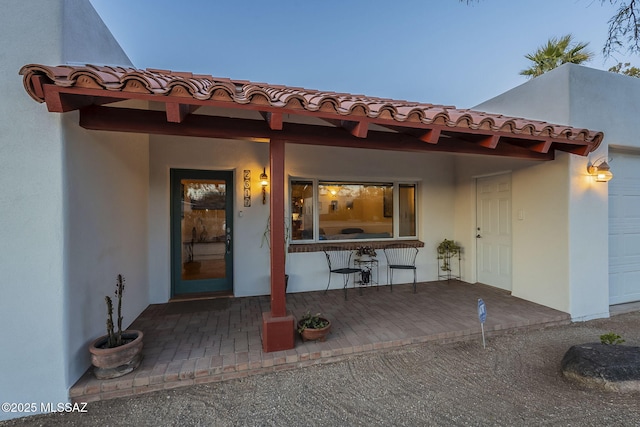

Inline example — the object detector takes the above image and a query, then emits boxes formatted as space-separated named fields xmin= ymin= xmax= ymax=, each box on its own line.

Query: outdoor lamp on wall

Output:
xmin=260 ymin=167 xmax=269 ymax=204
xmin=587 ymin=157 xmax=613 ymax=182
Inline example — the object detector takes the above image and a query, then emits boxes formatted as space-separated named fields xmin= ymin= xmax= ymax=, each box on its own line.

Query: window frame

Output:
xmin=289 ymin=177 xmax=419 ymax=244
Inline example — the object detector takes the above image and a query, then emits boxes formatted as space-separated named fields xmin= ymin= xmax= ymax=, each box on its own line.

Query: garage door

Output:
xmin=609 ymin=150 xmax=640 ymax=305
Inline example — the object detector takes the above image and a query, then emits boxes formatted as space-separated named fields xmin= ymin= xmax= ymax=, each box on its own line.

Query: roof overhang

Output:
xmin=19 ymin=64 xmax=604 ymax=160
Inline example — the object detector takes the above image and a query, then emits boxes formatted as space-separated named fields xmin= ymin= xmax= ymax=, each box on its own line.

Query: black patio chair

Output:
xmin=383 ymin=243 xmax=419 ymax=293
xmin=323 ymin=246 xmax=361 ymax=300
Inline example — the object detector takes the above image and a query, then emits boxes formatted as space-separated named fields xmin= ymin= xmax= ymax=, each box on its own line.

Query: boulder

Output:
xmin=561 ymin=343 xmax=640 ymax=392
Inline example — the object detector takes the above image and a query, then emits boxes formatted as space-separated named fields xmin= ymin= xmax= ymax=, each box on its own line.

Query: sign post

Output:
xmin=477 ymin=298 xmax=487 ymax=349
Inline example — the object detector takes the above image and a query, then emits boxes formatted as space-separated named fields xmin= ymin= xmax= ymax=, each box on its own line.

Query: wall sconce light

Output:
xmin=587 ymin=157 xmax=613 ymax=182
xmin=260 ymin=167 xmax=269 ymax=204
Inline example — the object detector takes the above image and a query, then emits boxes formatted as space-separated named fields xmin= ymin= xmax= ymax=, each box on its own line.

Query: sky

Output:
xmin=89 ymin=0 xmax=640 ymax=108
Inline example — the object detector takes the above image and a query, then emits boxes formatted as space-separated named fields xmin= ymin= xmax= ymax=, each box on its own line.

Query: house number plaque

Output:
xmin=243 ymin=170 xmax=251 ymax=207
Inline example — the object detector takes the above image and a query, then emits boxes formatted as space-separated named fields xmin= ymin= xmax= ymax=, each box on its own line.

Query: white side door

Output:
xmin=476 ymin=174 xmax=512 ymax=291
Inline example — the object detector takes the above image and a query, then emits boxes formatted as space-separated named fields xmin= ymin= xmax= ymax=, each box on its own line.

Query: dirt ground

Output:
xmin=3 ymin=311 xmax=639 ymax=427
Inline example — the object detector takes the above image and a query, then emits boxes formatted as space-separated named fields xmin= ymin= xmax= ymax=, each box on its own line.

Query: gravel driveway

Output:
xmin=3 ymin=311 xmax=639 ymax=427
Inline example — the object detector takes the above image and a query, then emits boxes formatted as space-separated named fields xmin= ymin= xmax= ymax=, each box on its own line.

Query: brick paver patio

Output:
xmin=70 ymin=281 xmax=570 ymax=403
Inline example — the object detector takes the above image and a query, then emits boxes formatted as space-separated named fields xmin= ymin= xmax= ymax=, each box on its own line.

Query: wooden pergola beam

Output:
xmin=260 ymin=112 xmax=284 ymax=130
xmin=419 ymin=128 xmax=441 ymax=144
xmin=322 ymin=118 xmax=369 ymax=138
xmin=78 ymin=105 xmax=554 ymax=160
xmin=528 ymin=140 xmax=553 ymax=154
xmin=341 ymin=120 xmax=369 ymax=138
xmin=477 ymin=135 xmax=500 ymax=149
xmin=43 ymin=85 xmax=122 ymax=113
xmin=31 ymin=83 xmax=594 ymax=156
xmin=166 ymin=103 xmax=199 ymax=123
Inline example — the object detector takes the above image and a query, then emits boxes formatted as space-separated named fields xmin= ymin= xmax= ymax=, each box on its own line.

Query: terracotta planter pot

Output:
xmin=89 ymin=330 xmax=143 ymax=379
xmin=298 ymin=319 xmax=331 ymax=342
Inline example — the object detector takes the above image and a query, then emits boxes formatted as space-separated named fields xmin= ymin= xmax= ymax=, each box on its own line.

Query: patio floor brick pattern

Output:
xmin=70 ymin=281 xmax=570 ymax=403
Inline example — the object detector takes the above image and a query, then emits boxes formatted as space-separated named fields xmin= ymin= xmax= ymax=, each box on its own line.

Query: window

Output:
xmin=399 ymin=184 xmax=416 ymax=237
xmin=290 ymin=179 xmax=417 ymax=242
xmin=291 ymin=181 xmax=314 ymax=240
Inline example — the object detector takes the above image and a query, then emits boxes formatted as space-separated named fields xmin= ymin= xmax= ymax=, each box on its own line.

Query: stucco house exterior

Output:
xmin=1 ymin=0 xmax=638 ymax=420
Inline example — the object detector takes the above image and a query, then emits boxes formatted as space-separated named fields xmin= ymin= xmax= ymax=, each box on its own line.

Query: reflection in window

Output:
xmin=399 ymin=184 xmax=416 ymax=237
xmin=291 ymin=181 xmax=314 ymax=240
xmin=318 ymin=182 xmax=393 ymax=240
xmin=291 ymin=180 xmax=417 ymax=242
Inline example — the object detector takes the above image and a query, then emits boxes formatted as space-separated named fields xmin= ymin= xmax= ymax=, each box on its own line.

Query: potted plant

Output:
xmin=355 ymin=245 xmax=377 ymax=260
xmin=297 ymin=311 xmax=331 ymax=342
xmin=437 ymin=239 xmax=460 ymax=272
xmin=89 ymin=274 xmax=143 ymax=379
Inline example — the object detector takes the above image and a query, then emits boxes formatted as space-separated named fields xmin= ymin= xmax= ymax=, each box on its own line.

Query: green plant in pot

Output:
xmin=89 ymin=274 xmax=144 ymax=379
xmin=437 ymin=239 xmax=460 ymax=272
xmin=355 ymin=245 xmax=377 ymax=259
xmin=297 ymin=311 xmax=331 ymax=342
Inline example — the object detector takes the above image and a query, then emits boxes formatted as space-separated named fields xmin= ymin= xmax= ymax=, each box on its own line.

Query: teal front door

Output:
xmin=171 ymin=169 xmax=234 ymax=296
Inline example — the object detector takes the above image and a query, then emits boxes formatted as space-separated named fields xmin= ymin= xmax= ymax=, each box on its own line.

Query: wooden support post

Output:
xmin=262 ymin=138 xmax=295 ymax=352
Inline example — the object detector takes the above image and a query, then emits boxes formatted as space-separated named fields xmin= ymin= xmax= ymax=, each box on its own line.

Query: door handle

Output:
xmin=226 ymin=235 xmax=231 ymax=254
xmin=476 ymin=234 xmax=482 ymax=238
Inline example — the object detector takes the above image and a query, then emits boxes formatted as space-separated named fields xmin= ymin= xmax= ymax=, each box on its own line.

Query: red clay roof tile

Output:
xmin=19 ymin=63 xmax=603 ymax=154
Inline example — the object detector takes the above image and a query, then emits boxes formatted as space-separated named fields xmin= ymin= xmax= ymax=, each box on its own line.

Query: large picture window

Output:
xmin=290 ymin=180 xmax=417 ymax=242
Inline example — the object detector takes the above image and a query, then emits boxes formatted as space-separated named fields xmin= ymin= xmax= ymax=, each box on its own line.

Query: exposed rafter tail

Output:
xmin=166 ymin=103 xmax=199 ymax=123
xmin=477 ymin=135 xmax=500 ymax=149
xmin=260 ymin=112 xmax=283 ymax=130
xmin=419 ymin=128 xmax=441 ymax=144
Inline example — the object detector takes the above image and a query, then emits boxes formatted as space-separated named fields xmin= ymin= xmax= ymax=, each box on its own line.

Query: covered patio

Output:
xmin=19 ymin=64 xmax=602 ymax=354
xmin=70 ymin=281 xmax=569 ymax=403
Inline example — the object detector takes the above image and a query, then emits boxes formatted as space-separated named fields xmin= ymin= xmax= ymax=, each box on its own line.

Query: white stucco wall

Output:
xmin=149 ymin=137 xmax=457 ymax=300
xmin=63 ymin=112 xmax=149 ymax=387
xmin=473 ymin=64 xmax=615 ymax=320
xmin=565 ymin=65 xmax=640 ymax=319
xmin=0 ymin=0 xmax=141 ymax=420
xmin=61 ymin=0 xmax=147 ymax=394
xmin=63 ymin=0 xmax=131 ymax=66
xmin=148 ymin=135 xmax=270 ymax=301
xmin=0 ymin=2 xmax=68 ymax=420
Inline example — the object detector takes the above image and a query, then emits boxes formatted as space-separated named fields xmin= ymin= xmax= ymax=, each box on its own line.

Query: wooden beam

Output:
xmin=166 ymin=103 xmax=199 ymax=123
xmin=31 ymin=75 xmax=46 ymax=100
xmin=528 ymin=140 xmax=553 ymax=154
xmin=44 ymin=86 xmax=96 ymax=112
xmin=78 ymin=106 xmax=553 ymax=160
xmin=419 ymin=128 xmax=441 ymax=144
xmin=42 ymin=85 xmax=127 ymax=112
xmin=321 ymin=118 xmax=369 ymax=138
xmin=260 ymin=112 xmax=283 ymax=130
xmin=552 ymin=143 xmax=592 ymax=156
xmin=477 ymin=135 xmax=500 ymax=149
xmin=341 ymin=120 xmax=368 ymax=138
xmin=34 ymin=84 xmax=598 ymax=156
xmin=269 ymin=138 xmax=287 ymax=317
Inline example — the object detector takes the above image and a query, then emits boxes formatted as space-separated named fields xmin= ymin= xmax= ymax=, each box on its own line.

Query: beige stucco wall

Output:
xmin=474 ymin=64 xmax=617 ymax=320
xmin=452 ymin=155 xmax=542 ymax=290
xmin=148 ymin=136 xmax=459 ymax=300
xmin=511 ymin=155 xmax=571 ymax=312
